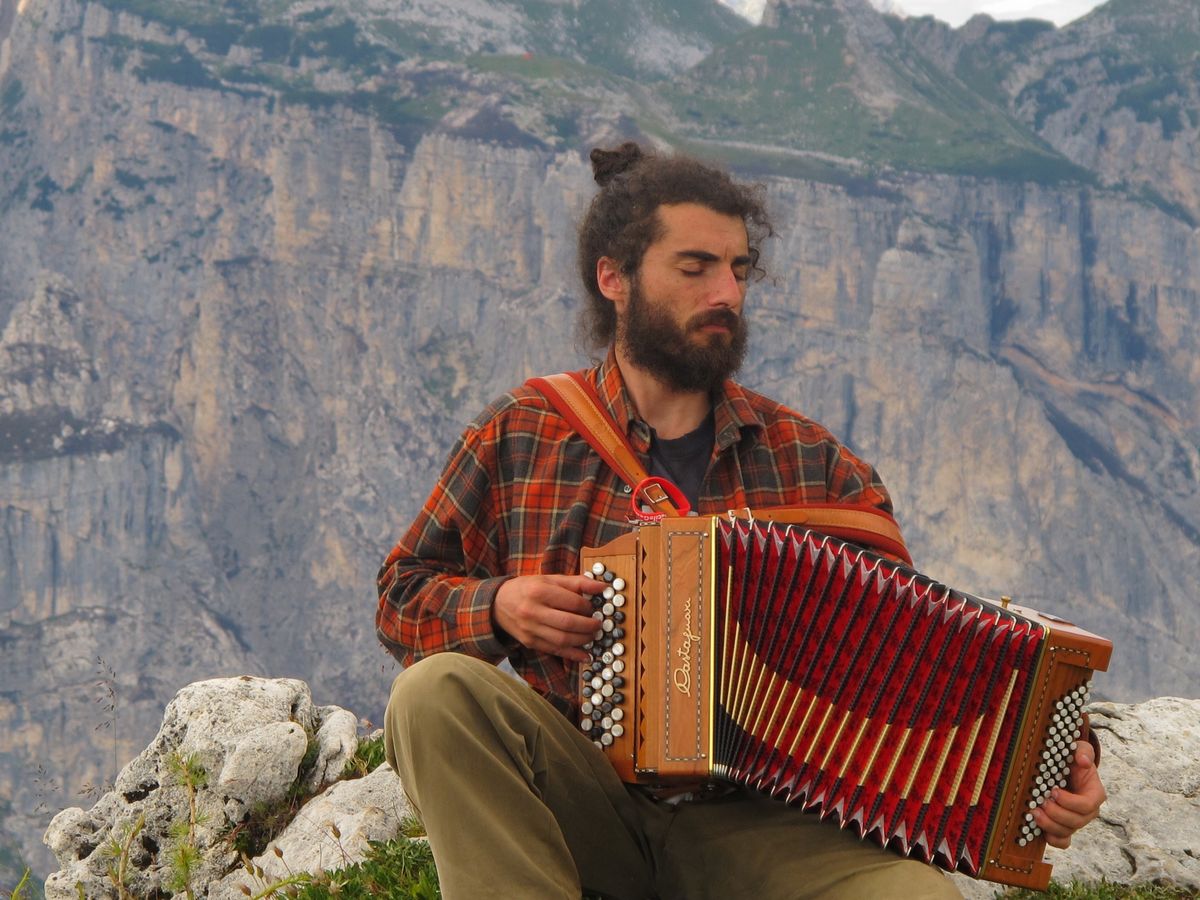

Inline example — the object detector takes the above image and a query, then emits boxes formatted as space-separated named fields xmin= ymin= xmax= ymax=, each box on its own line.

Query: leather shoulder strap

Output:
xmin=526 ymin=372 xmax=681 ymax=517
xmin=732 ymin=503 xmax=912 ymax=566
xmin=527 ymin=374 xmax=912 ymax=563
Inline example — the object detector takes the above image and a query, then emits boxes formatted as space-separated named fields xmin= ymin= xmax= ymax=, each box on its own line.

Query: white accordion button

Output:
xmin=612 ymin=577 xmax=626 ymax=591
xmin=611 ymin=723 xmax=624 ymax=738
xmin=612 ymin=659 xmax=625 ymax=673
xmin=612 ymin=642 xmax=625 ymax=656
xmin=613 ymin=594 xmax=626 ymax=607
xmin=591 ymin=562 xmax=606 ymax=575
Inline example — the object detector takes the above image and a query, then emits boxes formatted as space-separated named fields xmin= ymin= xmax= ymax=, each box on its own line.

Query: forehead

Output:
xmin=651 ymin=203 xmax=749 ymax=255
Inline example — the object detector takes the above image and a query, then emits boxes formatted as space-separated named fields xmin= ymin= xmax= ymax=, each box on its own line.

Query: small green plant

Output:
xmin=233 ymin=844 xmax=318 ymax=899
xmin=8 ymin=868 xmax=31 ymax=899
xmin=164 ymin=752 xmax=208 ymax=899
xmin=100 ymin=813 xmax=145 ymax=899
xmin=397 ymin=815 xmax=426 ymax=840
xmin=340 ymin=735 xmax=386 ymax=780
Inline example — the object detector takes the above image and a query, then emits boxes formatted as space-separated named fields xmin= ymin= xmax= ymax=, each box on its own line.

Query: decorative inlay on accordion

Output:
xmin=577 ymin=516 xmax=1112 ymax=890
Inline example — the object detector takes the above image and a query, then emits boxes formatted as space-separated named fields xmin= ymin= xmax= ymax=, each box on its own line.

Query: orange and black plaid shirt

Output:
xmin=376 ymin=353 xmax=895 ymax=716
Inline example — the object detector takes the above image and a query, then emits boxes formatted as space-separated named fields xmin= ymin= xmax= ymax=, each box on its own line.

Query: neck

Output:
xmin=615 ymin=346 xmax=712 ymax=440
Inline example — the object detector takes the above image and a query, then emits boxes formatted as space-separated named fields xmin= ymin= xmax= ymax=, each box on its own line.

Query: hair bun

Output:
xmin=590 ymin=142 xmax=645 ymax=186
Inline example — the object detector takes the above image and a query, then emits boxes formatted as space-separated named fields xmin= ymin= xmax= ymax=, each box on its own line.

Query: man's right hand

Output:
xmin=493 ymin=574 xmax=605 ymax=664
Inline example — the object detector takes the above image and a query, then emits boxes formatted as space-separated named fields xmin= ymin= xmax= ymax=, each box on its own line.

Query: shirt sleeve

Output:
xmin=375 ymin=421 xmax=514 ymax=666
xmin=824 ymin=439 xmax=895 ymax=514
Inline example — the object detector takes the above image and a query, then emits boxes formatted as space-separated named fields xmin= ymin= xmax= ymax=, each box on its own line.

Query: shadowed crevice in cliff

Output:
xmin=0 ymin=408 xmax=180 ymax=464
xmin=1040 ymin=401 xmax=1200 ymax=548
xmin=1042 ymin=402 xmax=1130 ymax=481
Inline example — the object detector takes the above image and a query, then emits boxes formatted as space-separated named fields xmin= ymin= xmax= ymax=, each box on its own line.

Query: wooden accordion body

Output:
xmin=577 ymin=516 xmax=1112 ymax=890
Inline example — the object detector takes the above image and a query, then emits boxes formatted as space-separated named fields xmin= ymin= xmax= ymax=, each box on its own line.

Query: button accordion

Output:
xmin=577 ymin=515 xmax=1112 ymax=890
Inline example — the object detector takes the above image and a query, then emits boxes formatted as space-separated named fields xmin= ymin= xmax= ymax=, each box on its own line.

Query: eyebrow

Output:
xmin=674 ymin=250 xmax=753 ymax=266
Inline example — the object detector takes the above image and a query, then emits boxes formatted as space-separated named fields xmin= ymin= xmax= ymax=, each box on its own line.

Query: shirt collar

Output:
xmin=590 ymin=349 xmax=766 ymax=453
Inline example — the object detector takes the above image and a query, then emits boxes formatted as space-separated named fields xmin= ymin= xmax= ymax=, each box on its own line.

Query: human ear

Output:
xmin=596 ymin=256 xmax=629 ymax=309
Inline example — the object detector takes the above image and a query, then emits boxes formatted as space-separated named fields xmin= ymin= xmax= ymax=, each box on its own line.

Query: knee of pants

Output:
xmin=383 ymin=654 xmax=506 ymax=770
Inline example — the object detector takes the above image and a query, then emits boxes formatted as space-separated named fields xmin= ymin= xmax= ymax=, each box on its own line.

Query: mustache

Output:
xmin=687 ymin=309 xmax=741 ymax=332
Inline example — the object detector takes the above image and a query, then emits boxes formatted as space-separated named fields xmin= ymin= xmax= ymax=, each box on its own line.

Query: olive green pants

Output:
xmin=384 ymin=654 xmax=961 ymax=900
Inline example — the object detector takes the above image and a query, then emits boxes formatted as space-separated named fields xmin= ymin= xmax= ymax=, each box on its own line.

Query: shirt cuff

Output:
xmin=457 ymin=575 xmax=515 ymax=659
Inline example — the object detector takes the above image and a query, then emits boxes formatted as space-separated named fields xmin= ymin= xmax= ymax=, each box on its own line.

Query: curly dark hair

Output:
xmin=577 ymin=142 xmax=773 ymax=350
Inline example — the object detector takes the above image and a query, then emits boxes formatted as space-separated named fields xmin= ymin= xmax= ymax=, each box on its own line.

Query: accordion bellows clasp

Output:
xmin=577 ymin=516 xmax=1112 ymax=890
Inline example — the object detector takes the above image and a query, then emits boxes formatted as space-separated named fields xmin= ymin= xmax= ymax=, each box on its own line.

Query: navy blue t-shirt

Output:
xmin=647 ymin=410 xmax=716 ymax=512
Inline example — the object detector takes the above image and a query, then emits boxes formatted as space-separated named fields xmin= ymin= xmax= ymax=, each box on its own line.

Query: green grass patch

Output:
xmin=341 ymin=734 xmax=387 ymax=780
xmin=369 ymin=18 xmax=449 ymax=59
xmin=468 ymin=53 xmax=614 ymax=84
xmin=1002 ymin=880 xmax=1198 ymax=899
xmin=293 ymin=827 xmax=439 ymax=900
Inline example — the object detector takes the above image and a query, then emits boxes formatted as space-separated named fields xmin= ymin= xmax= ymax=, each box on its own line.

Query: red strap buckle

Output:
xmin=629 ymin=476 xmax=691 ymax=523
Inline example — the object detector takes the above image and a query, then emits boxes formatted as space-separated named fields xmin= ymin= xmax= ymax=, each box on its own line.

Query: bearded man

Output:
xmin=375 ymin=143 xmax=1104 ymax=899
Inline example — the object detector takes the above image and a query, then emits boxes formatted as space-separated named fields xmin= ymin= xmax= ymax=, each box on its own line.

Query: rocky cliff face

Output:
xmin=2 ymin=0 xmax=1198 ymax=885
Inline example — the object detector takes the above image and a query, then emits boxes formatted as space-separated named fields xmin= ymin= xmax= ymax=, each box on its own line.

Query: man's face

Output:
xmin=616 ymin=203 xmax=751 ymax=393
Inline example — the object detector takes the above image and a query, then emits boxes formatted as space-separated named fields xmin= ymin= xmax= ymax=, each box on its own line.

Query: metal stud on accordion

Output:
xmin=578 ymin=516 xmax=1112 ymax=891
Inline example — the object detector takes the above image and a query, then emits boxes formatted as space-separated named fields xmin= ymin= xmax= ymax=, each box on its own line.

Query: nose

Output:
xmin=711 ymin=266 xmax=745 ymax=309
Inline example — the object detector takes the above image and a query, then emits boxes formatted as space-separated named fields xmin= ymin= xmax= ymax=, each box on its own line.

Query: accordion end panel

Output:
xmin=977 ymin=605 xmax=1113 ymax=891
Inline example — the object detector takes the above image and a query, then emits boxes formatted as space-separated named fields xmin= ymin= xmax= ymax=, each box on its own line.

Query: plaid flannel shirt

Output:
xmin=376 ymin=352 xmax=895 ymax=716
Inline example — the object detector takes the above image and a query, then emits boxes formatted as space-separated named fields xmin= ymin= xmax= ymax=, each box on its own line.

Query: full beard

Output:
xmin=619 ymin=282 xmax=749 ymax=394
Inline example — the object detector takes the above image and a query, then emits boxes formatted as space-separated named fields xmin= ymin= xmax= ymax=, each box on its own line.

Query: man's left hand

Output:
xmin=1032 ymin=738 xmax=1106 ymax=849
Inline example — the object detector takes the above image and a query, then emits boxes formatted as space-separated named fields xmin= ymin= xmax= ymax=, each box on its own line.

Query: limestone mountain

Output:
xmin=2 ymin=0 xmax=1199 ymax=887
xmin=903 ymin=0 xmax=1200 ymax=220
xmin=669 ymin=0 xmax=1079 ymax=177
